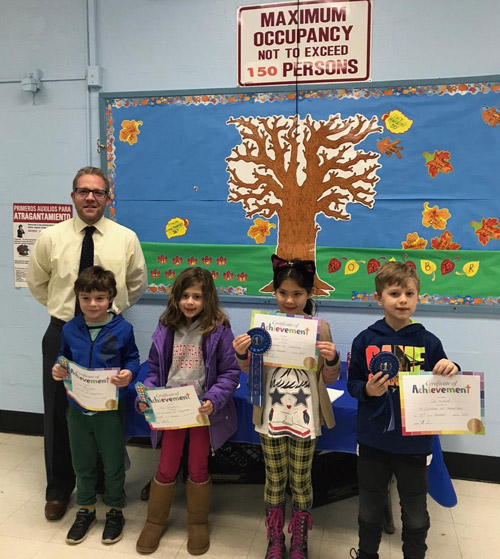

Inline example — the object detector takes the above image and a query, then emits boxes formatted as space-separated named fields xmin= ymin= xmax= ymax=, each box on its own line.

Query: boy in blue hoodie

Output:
xmin=52 ymin=266 xmax=139 ymax=546
xmin=348 ymin=262 xmax=458 ymax=559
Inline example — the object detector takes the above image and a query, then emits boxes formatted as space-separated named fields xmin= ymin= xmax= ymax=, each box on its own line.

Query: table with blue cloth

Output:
xmin=126 ymin=363 xmax=457 ymax=508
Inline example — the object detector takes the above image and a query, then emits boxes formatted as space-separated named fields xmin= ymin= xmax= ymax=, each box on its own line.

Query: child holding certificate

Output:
xmin=51 ymin=266 xmax=140 ymax=545
xmin=347 ymin=262 xmax=458 ymax=559
xmin=135 ymin=267 xmax=240 ymax=556
xmin=232 ymin=255 xmax=341 ymax=559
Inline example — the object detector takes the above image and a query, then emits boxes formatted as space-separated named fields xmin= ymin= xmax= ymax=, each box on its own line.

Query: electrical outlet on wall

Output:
xmin=22 ymin=69 xmax=42 ymax=92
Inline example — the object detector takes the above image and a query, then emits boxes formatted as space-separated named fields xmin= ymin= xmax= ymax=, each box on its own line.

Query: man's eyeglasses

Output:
xmin=73 ymin=187 xmax=109 ymax=199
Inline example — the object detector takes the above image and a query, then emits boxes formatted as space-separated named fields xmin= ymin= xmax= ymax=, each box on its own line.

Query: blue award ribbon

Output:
xmin=368 ymin=351 xmax=400 ymax=433
xmin=369 ymin=352 xmax=400 ymax=380
xmin=246 ymin=327 xmax=272 ymax=406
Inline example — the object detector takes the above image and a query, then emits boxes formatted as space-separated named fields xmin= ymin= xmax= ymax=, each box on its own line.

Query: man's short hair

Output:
xmin=72 ymin=166 xmax=110 ymax=191
xmin=375 ymin=261 xmax=420 ymax=295
xmin=74 ymin=266 xmax=117 ymax=298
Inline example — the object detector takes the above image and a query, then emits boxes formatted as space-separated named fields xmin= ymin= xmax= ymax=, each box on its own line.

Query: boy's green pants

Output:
xmin=67 ymin=402 xmax=126 ymax=508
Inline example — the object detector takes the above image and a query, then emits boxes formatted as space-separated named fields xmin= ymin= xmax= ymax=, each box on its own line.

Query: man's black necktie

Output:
xmin=75 ymin=226 xmax=96 ymax=315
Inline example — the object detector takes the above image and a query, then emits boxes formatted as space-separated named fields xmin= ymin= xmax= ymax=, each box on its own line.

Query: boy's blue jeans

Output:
xmin=357 ymin=444 xmax=430 ymax=559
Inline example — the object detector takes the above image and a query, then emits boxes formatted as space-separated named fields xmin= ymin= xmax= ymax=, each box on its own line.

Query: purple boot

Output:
xmin=265 ymin=505 xmax=286 ymax=559
xmin=288 ymin=509 xmax=312 ymax=559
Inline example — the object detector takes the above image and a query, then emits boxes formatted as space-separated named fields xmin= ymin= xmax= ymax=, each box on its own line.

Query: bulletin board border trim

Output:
xmin=99 ymin=75 xmax=500 ymax=313
xmin=99 ymin=74 xmax=500 ymax=105
xmin=137 ymin=291 xmax=500 ymax=315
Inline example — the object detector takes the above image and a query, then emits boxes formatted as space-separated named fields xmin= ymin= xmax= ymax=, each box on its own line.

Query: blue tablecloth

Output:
xmin=126 ymin=364 xmax=457 ymax=507
xmin=230 ymin=372 xmax=358 ymax=453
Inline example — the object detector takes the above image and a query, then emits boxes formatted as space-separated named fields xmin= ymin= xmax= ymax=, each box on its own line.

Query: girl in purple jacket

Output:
xmin=136 ymin=268 xmax=240 ymax=556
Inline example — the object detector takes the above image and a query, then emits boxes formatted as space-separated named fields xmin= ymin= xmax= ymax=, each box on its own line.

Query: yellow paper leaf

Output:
xmin=165 ymin=217 xmax=189 ymax=239
xmin=344 ymin=260 xmax=359 ymax=275
xmin=462 ymin=261 xmax=479 ymax=277
xmin=420 ymin=260 xmax=436 ymax=281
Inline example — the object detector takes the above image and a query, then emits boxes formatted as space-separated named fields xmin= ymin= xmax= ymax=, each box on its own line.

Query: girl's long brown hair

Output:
xmin=159 ymin=267 xmax=230 ymax=334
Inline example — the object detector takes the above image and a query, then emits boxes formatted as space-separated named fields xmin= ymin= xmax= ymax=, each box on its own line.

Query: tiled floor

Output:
xmin=0 ymin=432 xmax=498 ymax=558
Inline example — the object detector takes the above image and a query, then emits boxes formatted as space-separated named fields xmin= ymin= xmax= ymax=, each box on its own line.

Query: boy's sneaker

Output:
xmin=66 ymin=508 xmax=96 ymax=545
xmin=102 ymin=508 xmax=125 ymax=544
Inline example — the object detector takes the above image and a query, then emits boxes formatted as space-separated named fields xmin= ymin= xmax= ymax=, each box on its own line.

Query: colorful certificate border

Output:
xmin=400 ymin=371 xmax=485 ymax=436
xmin=249 ymin=310 xmax=321 ymax=370
xmin=135 ymin=382 xmax=210 ymax=431
xmin=61 ymin=357 xmax=119 ymax=412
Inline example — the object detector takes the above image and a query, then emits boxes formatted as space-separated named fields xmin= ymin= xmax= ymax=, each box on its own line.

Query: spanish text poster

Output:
xmin=250 ymin=310 xmax=320 ymax=370
xmin=13 ymin=203 xmax=72 ymax=287
xmin=238 ymin=0 xmax=371 ymax=85
xmin=400 ymin=371 xmax=485 ymax=436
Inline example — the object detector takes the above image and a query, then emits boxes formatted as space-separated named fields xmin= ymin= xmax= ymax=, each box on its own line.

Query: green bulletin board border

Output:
xmin=140 ymin=242 xmax=500 ymax=314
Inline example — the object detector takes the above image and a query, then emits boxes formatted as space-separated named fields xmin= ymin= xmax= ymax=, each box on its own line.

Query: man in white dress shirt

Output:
xmin=27 ymin=166 xmax=147 ymax=521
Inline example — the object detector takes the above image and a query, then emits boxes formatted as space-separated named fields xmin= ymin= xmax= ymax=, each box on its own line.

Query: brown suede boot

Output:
xmin=186 ymin=477 xmax=211 ymax=555
xmin=136 ymin=477 xmax=176 ymax=554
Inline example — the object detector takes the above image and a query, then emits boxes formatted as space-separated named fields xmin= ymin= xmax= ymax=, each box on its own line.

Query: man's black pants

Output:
xmin=42 ymin=319 xmax=75 ymax=501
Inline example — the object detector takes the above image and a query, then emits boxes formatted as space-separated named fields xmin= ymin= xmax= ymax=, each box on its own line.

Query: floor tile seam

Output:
xmin=451 ymin=493 xmax=500 ymax=504
xmin=452 ymin=521 xmax=500 ymax=539
xmin=0 ymin=534 xmax=48 ymax=546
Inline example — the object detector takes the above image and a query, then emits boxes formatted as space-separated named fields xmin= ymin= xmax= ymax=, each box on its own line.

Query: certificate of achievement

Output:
xmin=60 ymin=357 xmax=119 ymax=412
xmin=136 ymin=382 xmax=210 ymax=431
xmin=250 ymin=310 xmax=320 ymax=371
xmin=399 ymin=371 xmax=485 ymax=436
